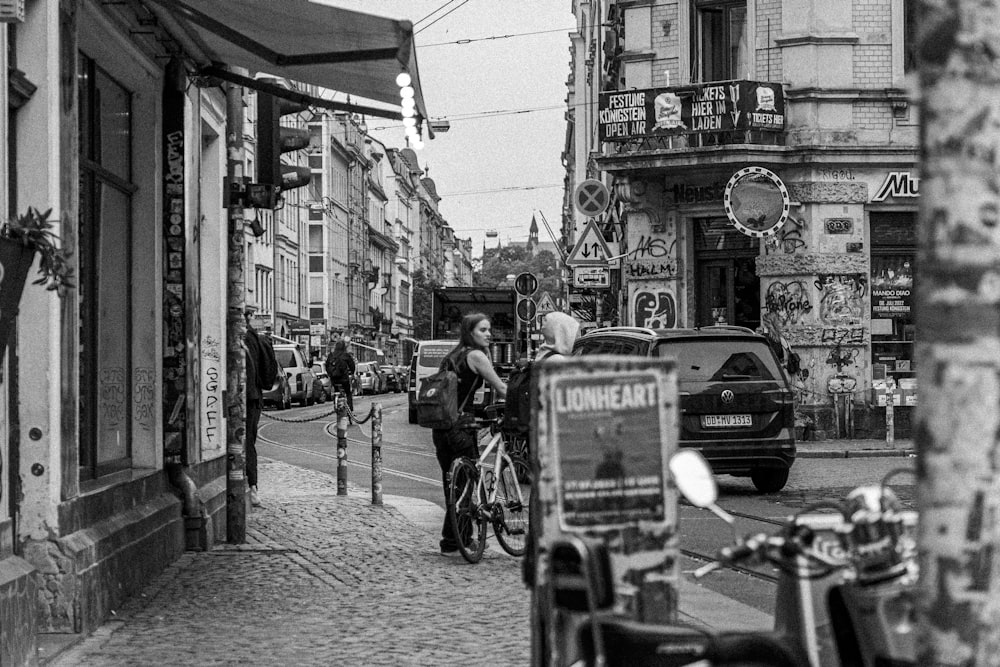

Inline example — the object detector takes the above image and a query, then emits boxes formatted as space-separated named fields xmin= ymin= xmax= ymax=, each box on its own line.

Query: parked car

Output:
xmin=379 ymin=365 xmax=403 ymax=392
xmin=407 ymin=340 xmax=456 ymax=423
xmin=273 ymin=343 xmax=317 ymax=407
xmin=573 ymin=325 xmax=796 ymax=492
xmin=311 ymin=363 xmax=332 ymax=402
xmin=356 ymin=361 xmax=385 ymax=395
xmin=262 ymin=372 xmax=292 ymax=410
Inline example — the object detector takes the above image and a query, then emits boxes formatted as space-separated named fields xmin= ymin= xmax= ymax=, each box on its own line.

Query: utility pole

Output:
xmin=915 ymin=2 xmax=1000 ymax=663
xmin=225 ymin=74 xmax=247 ymax=543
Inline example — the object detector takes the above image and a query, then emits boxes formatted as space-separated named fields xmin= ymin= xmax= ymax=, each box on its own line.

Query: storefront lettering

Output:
xmin=872 ymin=171 xmax=919 ymax=202
xmin=672 ymin=181 xmax=726 ymax=204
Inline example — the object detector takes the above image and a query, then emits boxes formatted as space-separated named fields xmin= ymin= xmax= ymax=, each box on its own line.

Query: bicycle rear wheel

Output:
xmin=493 ymin=456 xmax=532 ymax=556
xmin=448 ymin=457 xmax=487 ymax=563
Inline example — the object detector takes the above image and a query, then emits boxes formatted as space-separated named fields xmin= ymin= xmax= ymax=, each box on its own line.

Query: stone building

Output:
xmin=568 ymin=0 xmax=918 ymax=437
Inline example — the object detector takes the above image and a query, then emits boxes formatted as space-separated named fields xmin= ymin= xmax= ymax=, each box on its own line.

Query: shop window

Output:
xmin=78 ymin=54 xmax=134 ymax=477
xmin=903 ymin=2 xmax=917 ymax=74
xmin=693 ymin=1 xmax=748 ymax=83
xmin=870 ymin=213 xmax=915 ymax=384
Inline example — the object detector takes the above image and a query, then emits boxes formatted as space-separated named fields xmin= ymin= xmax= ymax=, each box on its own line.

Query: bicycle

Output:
xmin=447 ymin=404 xmax=532 ymax=564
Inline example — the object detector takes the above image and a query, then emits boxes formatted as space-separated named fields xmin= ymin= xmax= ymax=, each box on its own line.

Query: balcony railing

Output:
xmin=598 ymin=80 xmax=786 ymax=155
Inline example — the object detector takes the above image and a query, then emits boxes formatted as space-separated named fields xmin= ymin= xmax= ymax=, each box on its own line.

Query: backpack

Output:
xmin=256 ymin=332 xmax=279 ymax=390
xmin=416 ymin=357 xmax=474 ymax=429
xmin=326 ymin=353 xmax=353 ymax=383
xmin=502 ymin=360 xmax=533 ymax=435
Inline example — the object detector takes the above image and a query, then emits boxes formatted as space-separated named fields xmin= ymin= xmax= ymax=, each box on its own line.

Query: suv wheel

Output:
xmin=751 ymin=467 xmax=789 ymax=493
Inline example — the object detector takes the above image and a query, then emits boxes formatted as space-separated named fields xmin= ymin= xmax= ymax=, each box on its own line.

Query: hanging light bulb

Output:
xmin=395 ymin=72 xmax=411 ymax=87
xmin=401 ymin=97 xmax=416 ymax=111
xmin=411 ymin=138 xmax=424 ymax=150
xmin=400 ymin=85 xmax=415 ymax=100
xmin=402 ymin=116 xmax=416 ymax=128
xmin=401 ymin=106 xmax=415 ymax=119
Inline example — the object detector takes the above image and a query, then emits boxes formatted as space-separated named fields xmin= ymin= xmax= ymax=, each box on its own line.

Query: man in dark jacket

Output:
xmin=244 ymin=310 xmax=278 ymax=507
xmin=325 ymin=339 xmax=356 ymax=411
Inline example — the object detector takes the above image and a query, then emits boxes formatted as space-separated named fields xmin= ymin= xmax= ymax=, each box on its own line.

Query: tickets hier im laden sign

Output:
xmin=598 ymin=81 xmax=785 ymax=142
xmin=546 ymin=365 xmax=676 ymax=530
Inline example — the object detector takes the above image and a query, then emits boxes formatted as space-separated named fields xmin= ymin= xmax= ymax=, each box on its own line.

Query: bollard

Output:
xmin=336 ymin=392 xmax=349 ymax=495
xmin=371 ymin=402 xmax=383 ymax=505
xmin=885 ymin=377 xmax=895 ymax=448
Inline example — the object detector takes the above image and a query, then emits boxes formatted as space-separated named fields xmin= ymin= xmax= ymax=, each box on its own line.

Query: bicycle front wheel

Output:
xmin=448 ymin=457 xmax=487 ymax=563
xmin=493 ymin=456 xmax=532 ymax=557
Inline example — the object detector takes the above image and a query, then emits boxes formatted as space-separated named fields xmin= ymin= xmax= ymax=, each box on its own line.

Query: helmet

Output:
xmin=844 ymin=485 xmax=909 ymax=582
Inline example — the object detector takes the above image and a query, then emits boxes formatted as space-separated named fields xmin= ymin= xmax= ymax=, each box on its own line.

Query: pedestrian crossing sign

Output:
xmin=565 ymin=219 xmax=613 ymax=267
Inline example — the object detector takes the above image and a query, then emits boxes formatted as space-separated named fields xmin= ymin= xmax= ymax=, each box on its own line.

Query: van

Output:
xmin=272 ymin=342 xmax=318 ymax=408
xmin=407 ymin=340 xmax=457 ymax=423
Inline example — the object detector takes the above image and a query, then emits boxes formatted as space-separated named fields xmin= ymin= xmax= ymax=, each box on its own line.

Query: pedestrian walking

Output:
xmin=434 ymin=312 xmax=507 ymax=557
xmin=325 ymin=339 xmax=356 ymax=411
xmin=244 ymin=310 xmax=278 ymax=507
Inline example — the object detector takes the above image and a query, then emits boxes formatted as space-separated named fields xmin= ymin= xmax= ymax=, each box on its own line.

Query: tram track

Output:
xmin=679 ymin=500 xmax=785 ymax=584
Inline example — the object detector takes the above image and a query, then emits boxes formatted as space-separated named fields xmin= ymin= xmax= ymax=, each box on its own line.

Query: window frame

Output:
xmin=691 ymin=0 xmax=751 ymax=83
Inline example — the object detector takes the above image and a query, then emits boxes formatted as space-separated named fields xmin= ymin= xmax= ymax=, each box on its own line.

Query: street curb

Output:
xmin=797 ymin=449 xmax=916 ymax=459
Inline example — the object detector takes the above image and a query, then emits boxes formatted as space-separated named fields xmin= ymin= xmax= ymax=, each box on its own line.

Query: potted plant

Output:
xmin=0 ymin=207 xmax=74 ymax=359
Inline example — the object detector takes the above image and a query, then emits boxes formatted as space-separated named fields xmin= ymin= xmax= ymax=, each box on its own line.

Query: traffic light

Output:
xmin=254 ymin=88 xmax=311 ymax=207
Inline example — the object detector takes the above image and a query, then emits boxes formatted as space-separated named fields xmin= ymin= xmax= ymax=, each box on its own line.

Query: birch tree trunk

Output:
xmin=916 ymin=2 xmax=1000 ymax=664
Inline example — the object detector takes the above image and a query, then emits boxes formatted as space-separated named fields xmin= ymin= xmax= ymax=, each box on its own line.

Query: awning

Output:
xmin=146 ymin=0 xmax=431 ymax=131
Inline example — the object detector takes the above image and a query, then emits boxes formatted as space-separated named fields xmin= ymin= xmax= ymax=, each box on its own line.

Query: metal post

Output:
xmin=224 ymin=74 xmax=247 ymax=543
xmin=336 ymin=393 xmax=349 ymax=495
xmin=885 ymin=376 xmax=895 ymax=448
xmin=371 ymin=402 xmax=383 ymax=505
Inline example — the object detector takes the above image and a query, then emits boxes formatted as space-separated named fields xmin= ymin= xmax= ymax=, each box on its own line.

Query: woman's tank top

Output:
xmin=450 ymin=346 xmax=483 ymax=413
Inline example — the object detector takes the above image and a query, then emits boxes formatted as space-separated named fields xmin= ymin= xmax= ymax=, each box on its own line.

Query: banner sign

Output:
xmin=598 ymin=81 xmax=785 ymax=142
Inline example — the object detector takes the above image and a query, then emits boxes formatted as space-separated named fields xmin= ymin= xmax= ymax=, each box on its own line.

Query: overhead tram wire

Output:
xmin=414 ymin=0 xmax=463 ymax=26
xmin=416 ymin=0 xmax=472 ymax=34
xmin=420 ymin=27 xmax=577 ymax=48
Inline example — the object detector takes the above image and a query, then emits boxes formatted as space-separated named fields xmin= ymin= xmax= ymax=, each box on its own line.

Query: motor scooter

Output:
xmin=548 ymin=450 xmax=918 ymax=666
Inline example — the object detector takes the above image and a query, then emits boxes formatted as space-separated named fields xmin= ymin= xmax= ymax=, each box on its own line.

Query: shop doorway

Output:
xmin=694 ymin=218 xmax=760 ymax=330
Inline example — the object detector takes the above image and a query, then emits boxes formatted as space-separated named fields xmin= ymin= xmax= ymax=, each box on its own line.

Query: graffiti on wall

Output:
xmin=815 ymin=273 xmax=866 ymax=325
xmin=764 ymin=214 xmax=807 ymax=255
xmin=821 ymin=327 xmax=866 ymax=345
xmin=632 ymin=288 xmax=677 ymax=328
xmin=202 ymin=335 xmax=222 ymax=451
xmin=625 ymin=237 xmax=678 ymax=279
xmin=764 ymin=280 xmax=812 ymax=325
xmin=134 ymin=367 xmax=155 ymax=431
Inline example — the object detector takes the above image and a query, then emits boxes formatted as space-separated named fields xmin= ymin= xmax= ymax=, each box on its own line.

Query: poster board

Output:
xmin=532 ymin=356 xmax=679 ymax=628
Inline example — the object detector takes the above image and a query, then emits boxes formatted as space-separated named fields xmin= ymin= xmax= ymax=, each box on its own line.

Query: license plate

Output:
xmin=702 ymin=414 xmax=753 ymax=428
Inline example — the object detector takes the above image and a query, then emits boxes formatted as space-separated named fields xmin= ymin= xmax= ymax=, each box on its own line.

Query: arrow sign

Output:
xmin=565 ymin=219 xmax=613 ymax=267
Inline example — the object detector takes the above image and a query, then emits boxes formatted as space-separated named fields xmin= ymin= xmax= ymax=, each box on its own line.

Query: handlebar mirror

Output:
xmin=669 ymin=449 xmax=718 ymax=508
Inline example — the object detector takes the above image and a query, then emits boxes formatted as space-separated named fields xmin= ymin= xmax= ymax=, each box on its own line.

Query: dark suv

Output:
xmin=573 ymin=326 xmax=795 ymax=492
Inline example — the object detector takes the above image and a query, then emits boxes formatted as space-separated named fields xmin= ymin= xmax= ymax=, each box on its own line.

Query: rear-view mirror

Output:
xmin=669 ymin=449 xmax=718 ymax=508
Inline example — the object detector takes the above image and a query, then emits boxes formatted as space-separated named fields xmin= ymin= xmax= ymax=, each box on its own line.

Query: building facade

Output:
xmin=0 ymin=2 xmax=432 ymax=662
xmin=570 ymin=0 xmax=918 ymax=438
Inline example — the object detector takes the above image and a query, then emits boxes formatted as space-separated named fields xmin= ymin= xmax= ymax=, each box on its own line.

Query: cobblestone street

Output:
xmin=48 ymin=458 xmax=530 ymax=666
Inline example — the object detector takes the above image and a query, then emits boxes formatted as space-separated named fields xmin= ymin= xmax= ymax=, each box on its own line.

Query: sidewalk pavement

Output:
xmin=41 ymin=438 xmax=913 ymax=666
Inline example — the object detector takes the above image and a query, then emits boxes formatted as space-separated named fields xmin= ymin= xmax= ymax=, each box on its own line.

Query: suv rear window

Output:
xmin=653 ymin=339 xmax=781 ymax=382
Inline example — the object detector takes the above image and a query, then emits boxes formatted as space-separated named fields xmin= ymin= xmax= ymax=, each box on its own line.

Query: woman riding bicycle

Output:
xmin=434 ymin=312 xmax=507 ymax=558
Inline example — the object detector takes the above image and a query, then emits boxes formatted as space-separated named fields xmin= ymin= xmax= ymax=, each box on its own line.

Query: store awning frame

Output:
xmin=146 ymin=0 xmax=432 ymax=132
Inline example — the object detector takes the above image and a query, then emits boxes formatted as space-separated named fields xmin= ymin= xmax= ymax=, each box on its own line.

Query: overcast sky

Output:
xmin=329 ymin=1 xmax=575 ymax=257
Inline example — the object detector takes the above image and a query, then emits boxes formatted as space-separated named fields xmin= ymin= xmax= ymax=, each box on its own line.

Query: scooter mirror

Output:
xmin=669 ymin=449 xmax=718 ymax=508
